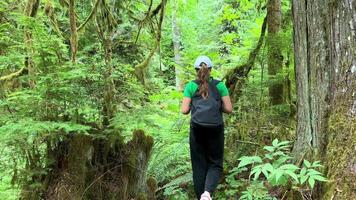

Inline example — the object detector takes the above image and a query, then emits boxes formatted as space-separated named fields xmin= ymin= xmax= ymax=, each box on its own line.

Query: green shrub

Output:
xmin=223 ymin=139 xmax=327 ymax=199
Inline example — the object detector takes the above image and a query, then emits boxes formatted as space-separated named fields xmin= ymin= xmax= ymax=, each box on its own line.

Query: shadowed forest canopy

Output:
xmin=0 ymin=0 xmax=355 ymax=199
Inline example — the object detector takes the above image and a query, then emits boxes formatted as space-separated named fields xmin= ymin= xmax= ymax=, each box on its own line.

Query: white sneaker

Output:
xmin=200 ymin=191 xmax=212 ymax=200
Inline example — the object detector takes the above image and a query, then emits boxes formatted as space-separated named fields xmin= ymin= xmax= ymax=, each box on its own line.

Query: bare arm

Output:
xmin=222 ymin=96 xmax=232 ymax=113
xmin=181 ymin=97 xmax=191 ymax=114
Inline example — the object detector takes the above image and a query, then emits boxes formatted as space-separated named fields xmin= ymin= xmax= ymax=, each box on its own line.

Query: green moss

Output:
xmin=137 ymin=192 xmax=148 ymax=200
xmin=322 ymin=113 xmax=356 ymax=199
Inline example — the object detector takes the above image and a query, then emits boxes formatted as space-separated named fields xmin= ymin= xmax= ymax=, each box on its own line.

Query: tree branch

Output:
xmin=134 ymin=1 xmax=163 ymax=43
xmin=134 ymin=0 xmax=166 ymax=85
xmin=224 ymin=17 xmax=267 ymax=100
xmin=77 ymin=0 xmax=100 ymax=32
xmin=0 ymin=68 xmax=27 ymax=82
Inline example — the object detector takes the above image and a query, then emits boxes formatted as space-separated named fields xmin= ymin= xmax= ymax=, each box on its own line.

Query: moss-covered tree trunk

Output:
xmin=95 ymin=0 xmax=117 ymax=126
xmin=69 ymin=0 xmax=78 ymax=63
xmin=24 ymin=0 xmax=40 ymax=88
xmin=292 ymin=0 xmax=356 ymax=198
xmin=267 ymin=0 xmax=284 ymax=105
xmin=21 ymin=129 xmax=156 ymax=200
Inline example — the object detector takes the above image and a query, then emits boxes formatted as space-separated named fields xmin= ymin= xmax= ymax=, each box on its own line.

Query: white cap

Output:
xmin=194 ymin=55 xmax=213 ymax=69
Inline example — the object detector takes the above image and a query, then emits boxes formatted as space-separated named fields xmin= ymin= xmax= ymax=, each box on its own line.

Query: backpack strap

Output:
xmin=211 ymin=79 xmax=221 ymax=86
xmin=209 ymin=79 xmax=221 ymax=99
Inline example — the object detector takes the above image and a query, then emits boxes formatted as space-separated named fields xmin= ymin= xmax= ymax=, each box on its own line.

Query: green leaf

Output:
xmin=299 ymin=168 xmax=307 ymax=176
xmin=313 ymin=175 xmax=327 ymax=182
xmin=307 ymin=169 xmax=323 ymax=176
xmin=261 ymin=168 xmax=269 ymax=178
xmin=285 ymin=170 xmax=299 ymax=183
xmin=237 ymin=156 xmax=263 ymax=168
xmin=273 ymin=156 xmax=292 ymax=167
xmin=304 ymin=160 xmax=311 ymax=168
xmin=279 ymin=164 xmax=299 ymax=171
xmin=263 ymin=146 xmax=275 ymax=152
xmin=229 ymin=166 xmax=248 ymax=174
xmin=311 ymin=161 xmax=323 ymax=168
xmin=272 ymin=139 xmax=279 ymax=147
xmin=265 ymin=153 xmax=273 ymax=160
xmin=275 ymin=169 xmax=284 ymax=182
xmin=264 ymin=163 xmax=274 ymax=172
xmin=300 ymin=175 xmax=308 ymax=184
xmin=253 ymin=170 xmax=262 ymax=181
xmin=308 ymin=177 xmax=315 ymax=189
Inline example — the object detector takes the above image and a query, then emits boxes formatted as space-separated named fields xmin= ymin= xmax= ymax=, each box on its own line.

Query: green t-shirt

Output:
xmin=183 ymin=78 xmax=229 ymax=98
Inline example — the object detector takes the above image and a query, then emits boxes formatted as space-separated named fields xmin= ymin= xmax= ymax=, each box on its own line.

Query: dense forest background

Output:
xmin=0 ymin=0 xmax=354 ymax=199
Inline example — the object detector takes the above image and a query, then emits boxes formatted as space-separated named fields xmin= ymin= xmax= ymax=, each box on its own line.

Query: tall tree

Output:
xmin=292 ymin=0 xmax=355 ymax=198
xmin=267 ymin=0 xmax=284 ymax=105
xmin=172 ymin=0 xmax=183 ymax=91
xmin=95 ymin=0 xmax=117 ymax=126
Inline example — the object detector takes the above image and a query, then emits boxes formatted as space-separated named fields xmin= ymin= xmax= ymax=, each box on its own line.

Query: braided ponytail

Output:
xmin=197 ymin=63 xmax=211 ymax=99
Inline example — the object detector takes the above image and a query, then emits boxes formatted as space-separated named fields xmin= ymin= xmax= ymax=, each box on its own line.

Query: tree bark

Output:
xmin=69 ymin=0 xmax=78 ymax=63
xmin=267 ymin=0 xmax=284 ymax=105
xmin=292 ymin=0 xmax=356 ymax=198
xmin=172 ymin=0 xmax=183 ymax=91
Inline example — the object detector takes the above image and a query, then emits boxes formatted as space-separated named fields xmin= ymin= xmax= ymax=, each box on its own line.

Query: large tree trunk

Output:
xmin=172 ymin=0 xmax=183 ymax=91
xmin=267 ymin=0 xmax=284 ymax=105
xmin=292 ymin=0 xmax=356 ymax=198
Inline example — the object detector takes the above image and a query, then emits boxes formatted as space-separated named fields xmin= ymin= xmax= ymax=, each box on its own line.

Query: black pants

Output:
xmin=189 ymin=122 xmax=224 ymax=199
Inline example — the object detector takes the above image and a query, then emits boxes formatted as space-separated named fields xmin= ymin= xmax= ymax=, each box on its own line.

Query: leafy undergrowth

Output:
xmin=0 ymin=175 xmax=19 ymax=200
xmin=215 ymin=139 xmax=327 ymax=199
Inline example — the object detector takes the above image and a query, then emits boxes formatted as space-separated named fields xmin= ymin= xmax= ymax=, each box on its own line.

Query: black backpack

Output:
xmin=190 ymin=79 xmax=223 ymax=127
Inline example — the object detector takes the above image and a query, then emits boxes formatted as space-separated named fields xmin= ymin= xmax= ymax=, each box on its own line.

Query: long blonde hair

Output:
xmin=197 ymin=63 xmax=211 ymax=99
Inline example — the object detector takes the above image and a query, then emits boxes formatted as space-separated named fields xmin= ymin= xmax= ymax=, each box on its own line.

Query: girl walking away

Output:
xmin=181 ymin=55 xmax=232 ymax=200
